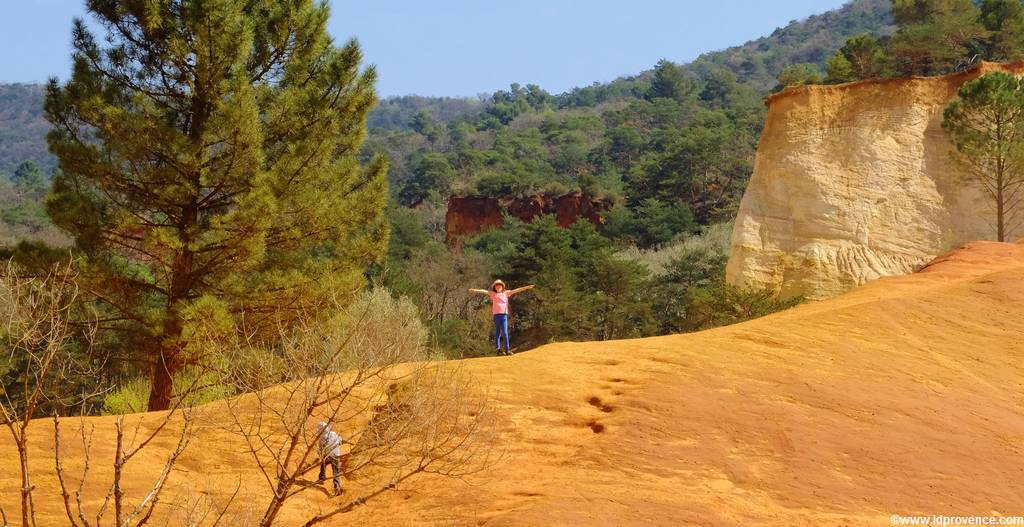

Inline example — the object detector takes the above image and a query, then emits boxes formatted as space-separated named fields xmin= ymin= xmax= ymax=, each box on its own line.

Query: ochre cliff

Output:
xmin=445 ymin=192 xmax=612 ymax=244
xmin=727 ymin=62 xmax=1024 ymax=300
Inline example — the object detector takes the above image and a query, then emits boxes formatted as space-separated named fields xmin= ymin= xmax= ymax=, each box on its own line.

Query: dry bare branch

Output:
xmin=48 ymin=358 xmax=205 ymax=527
xmin=53 ymin=414 xmax=82 ymax=527
xmin=220 ymin=289 xmax=495 ymax=526
xmin=1 ymin=260 xmax=94 ymax=527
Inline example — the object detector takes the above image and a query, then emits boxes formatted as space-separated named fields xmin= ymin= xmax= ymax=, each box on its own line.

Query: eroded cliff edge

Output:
xmin=726 ymin=62 xmax=1024 ymax=300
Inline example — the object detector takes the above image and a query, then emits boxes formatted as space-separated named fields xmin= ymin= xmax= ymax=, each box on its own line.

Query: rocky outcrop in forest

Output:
xmin=445 ymin=192 xmax=613 ymax=244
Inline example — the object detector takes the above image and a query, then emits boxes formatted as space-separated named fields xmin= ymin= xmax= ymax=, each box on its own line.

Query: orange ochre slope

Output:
xmin=3 ymin=241 xmax=1024 ymax=526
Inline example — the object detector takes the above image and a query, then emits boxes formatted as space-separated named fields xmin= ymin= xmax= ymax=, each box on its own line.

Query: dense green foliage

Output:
xmin=825 ymin=33 xmax=888 ymax=82
xmin=1 ymin=0 xmax=893 ymax=373
xmin=981 ymin=0 xmax=1024 ymax=61
xmin=0 ymin=161 xmax=65 ymax=246
xmin=377 ymin=60 xmax=764 ymax=243
xmin=943 ymin=72 xmax=1024 ymax=241
xmin=380 ymin=214 xmax=800 ymax=353
xmin=369 ymin=95 xmax=484 ymax=131
xmin=0 ymin=85 xmax=56 ymax=176
xmin=40 ymin=0 xmax=387 ymax=410
xmin=816 ymin=0 xmax=1024 ymax=86
xmin=701 ymin=0 xmax=894 ymax=91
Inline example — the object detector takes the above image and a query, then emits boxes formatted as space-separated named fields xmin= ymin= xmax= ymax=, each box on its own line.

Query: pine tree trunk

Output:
xmin=148 ymin=234 xmax=194 ymax=411
xmin=147 ymin=343 xmax=178 ymax=411
xmin=148 ymin=286 xmax=186 ymax=411
xmin=998 ymin=169 xmax=1006 ymax=242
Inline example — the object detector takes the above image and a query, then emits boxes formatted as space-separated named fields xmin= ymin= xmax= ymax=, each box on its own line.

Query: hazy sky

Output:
xmin=4 ymin=0 xmax=849 ymax=97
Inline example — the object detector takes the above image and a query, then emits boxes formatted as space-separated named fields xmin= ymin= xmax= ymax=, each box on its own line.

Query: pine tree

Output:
xmin=826 ymin=34 xmax=887 ymax=83
xmin=11 ymin=161 xmax=46 ymax=199
xmin=44 ymin=0 xmax=388 ymax=410
xmin=825 ymin=53 xmax=857 ymax=84
xmin=943 ymin=72 xmax=1024 ymax=242
xmin=979 ymin=0 xmax=1024 ymax=61
xmin=410 ymin=110 xmax=441 ymax=150
xmin=776 ymin=63 xmax=824 ymax=89
xmin=648 ymin=60 xmax=694 ymax=102
xmin=888 ymin=0 xmax=988 ymax=76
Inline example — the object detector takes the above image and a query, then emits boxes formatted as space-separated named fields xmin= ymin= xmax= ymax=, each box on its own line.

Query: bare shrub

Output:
xmin=327 ymin=288 xmax=429 ymax=369
xmin=222 ymin=288 xmax=492 ymax=526
xmin=0 ymin=261 xmax=215 ymax=527
xmin=2 ymin=284 xmax=490 ymax=526
xmin=401 ymin=247 xmax=494 ymax=357
xmin=0 ymin=261 xmax=96 ymax=526
xmin=51 ymin=406 xmax=197 ymax=527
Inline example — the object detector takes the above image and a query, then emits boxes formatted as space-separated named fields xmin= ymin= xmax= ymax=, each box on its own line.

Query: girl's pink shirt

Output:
xmin=488 ymin=291 xmax=510 ymax=315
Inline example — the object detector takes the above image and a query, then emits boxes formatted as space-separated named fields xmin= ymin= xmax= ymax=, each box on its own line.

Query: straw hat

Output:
xmin=491 ymin=279 xmax=506 ymax=291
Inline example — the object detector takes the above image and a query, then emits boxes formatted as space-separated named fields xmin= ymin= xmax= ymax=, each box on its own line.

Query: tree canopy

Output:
xmin=826 ymin=0 xmax=1024 ymax=84
xmin=42 ymin=0 xmax=387 ymax=410
xmin=943 ymin=72 xmax=1024 ymax=241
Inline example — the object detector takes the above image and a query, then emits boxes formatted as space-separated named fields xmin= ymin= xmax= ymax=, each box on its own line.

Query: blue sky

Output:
xmin=4 ymin=0 xmax=848 ymax=97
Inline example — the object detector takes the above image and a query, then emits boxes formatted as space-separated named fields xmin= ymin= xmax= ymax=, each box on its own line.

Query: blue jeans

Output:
xmin=493 ymin=314 xmax=510 ymax=352
xmin=318 ymin=455 xmax=341 ymax=494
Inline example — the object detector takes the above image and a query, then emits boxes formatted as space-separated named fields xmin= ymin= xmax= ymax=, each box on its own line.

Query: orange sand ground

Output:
xmin=2 ymin=241 xmax=1023 ymax=526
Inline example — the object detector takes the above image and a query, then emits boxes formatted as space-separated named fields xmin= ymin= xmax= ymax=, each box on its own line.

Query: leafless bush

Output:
xmin=2 ymin=283 xmax=491 ymax=526
xmin=0 ymin=261 xmax=210 ymax=527
xmin=51 ymin=405 xmax=197 ymax=527
xmin=222 ymin=288 xmax=493 ymax=526
xmin=400 ymin=248 xmax=494 ymax=357
xmin=404 ymin=248 xmax=490 ymax=327
xmin=0 ymin=261 xmax=97 ymax=526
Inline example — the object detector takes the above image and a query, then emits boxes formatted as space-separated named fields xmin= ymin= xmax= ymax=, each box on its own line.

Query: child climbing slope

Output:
xmin=469 ymin=280 xmax=535 ymax=355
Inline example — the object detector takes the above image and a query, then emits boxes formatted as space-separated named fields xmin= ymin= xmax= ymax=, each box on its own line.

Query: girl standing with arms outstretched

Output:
xmin=469 ymin=280 xmax=535 ymax=355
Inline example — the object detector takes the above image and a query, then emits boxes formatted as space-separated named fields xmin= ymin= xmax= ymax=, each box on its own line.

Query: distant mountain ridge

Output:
xmin=0 ymin=0 xmax=894 ymax=175
xmin=687 ymin=0 xmax=894 ymax=91
xmin=0 ymin=83 xmax=52 ymax=175
xmin=549 ymin=0 xmax=893 ymax=109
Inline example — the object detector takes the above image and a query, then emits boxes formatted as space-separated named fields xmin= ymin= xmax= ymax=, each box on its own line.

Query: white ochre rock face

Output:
xmin=727 ymin=62 xmax=1024 ymax=300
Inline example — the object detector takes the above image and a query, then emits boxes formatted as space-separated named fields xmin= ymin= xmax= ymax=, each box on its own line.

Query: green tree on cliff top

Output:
xmin=943 ymin=72 xmax=1024 ymax=242
xmin=44 ymin=0 xmax=388 ymax=410
xmin=979 ymin=0 xmax=1024 ymax=62
xmin=825 ymin=34 xmax=887 ymax=83
xmin=889 ymin=0 xmax=987 ymax=76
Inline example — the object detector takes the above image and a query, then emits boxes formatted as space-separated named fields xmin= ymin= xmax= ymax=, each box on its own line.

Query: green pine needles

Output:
xmin=943 ymin=71 xmax=1024 ymax=242
xmin=44 ymin=0 xmax=388 ymax=410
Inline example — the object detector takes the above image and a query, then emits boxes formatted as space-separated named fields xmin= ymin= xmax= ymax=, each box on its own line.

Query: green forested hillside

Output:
xmin=0 ymin=0 xmax=893 ymax=179
xmin=0 ymin=0 xmax=894 ymax=355
xmin=370 ymin=95 xmax=485 ymax=130
xmin=692 ymin=0 xmax=894 ymax=91
xmin=369 ymin=0 xmax=897 ymax=354
xmin=0 ymin=84 xmax=54 ymax=175
xmin=371 ymin=0 xmax=894 ymax=232
xmin=820 ymin=0 xmax=1024 ymax=84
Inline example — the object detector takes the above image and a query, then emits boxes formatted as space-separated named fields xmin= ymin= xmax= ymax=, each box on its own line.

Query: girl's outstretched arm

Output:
xmin=508 ymin=284 xmax=535 ymax=296
xmin=468 ymin=288 xmax=490 ymax=295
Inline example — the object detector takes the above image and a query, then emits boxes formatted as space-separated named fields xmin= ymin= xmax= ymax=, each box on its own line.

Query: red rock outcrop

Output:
xmin=445 ymin=192 xmax=613 ymax=244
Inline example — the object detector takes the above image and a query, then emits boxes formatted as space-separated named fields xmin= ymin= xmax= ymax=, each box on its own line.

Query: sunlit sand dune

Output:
xmin=3 ymin=241 xmax=1023 ymax=526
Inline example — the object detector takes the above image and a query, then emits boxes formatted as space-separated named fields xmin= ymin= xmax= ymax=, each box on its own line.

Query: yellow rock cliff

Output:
xmin=727 ymin=62 xmax=1024 ymax=300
